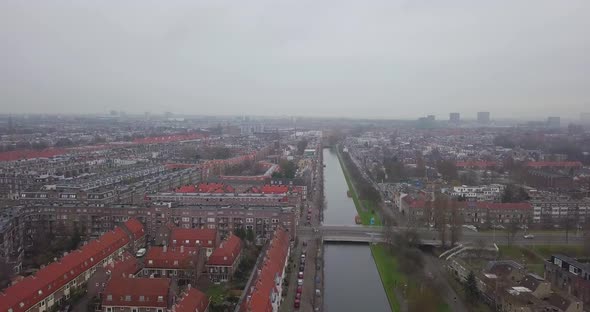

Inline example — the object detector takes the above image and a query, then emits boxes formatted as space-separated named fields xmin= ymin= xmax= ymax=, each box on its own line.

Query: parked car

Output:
xmin=297 ymin=286 xmax=303 ymax=293
xmin=294 ymin=299 xmax=301 ymax=309
xmin=523 ymin=234 xmax=535 ymax=239
xmin=296 ymin=292 xmax=301 ymax=299
xmin=298 ymin=271 xmax=304 ymax=278
xmin=135 ymin=248 xmax=146 ymax=257
xmin=298 ymin=279 xmax=304 ymax=286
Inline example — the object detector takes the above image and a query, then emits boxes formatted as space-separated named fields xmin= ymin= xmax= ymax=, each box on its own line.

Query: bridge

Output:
xmin=297 ymin=225 xmax=585 ymax=246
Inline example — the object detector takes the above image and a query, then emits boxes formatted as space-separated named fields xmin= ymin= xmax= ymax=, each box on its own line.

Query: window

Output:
xmin=132 ymin=309 xmax=138 ymax=312
xmin=174 ymin=260 xmax=178 ymax=266
xmin=106 ymin=308 xmax=112 ymax=312
xmin=107 ymin=295 xmax=112 ymax=301
xmin=139 ymin=295 xmax=145 ymax=302
xmin=125 ymin=295 xmax=131 ymax=301
xmin=157 ymin=296 xmax=164 ymax=302
xmin=148 ymin=260 xmax=153 ymax=265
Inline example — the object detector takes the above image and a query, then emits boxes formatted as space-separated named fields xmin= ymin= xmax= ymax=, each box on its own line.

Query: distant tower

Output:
xmin=547 ymin=116 xmax=561 ymax=128
xmin=477 ymin=112 xmax=490 ymax=124
xmin=449 ymin=113 xmax=460 ymax=123
xmin=426 ymin=115 xmax=435 ymax=121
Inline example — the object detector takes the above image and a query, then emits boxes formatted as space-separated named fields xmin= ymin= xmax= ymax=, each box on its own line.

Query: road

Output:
xmin=422 ymin=254 xmax=469 ymax=312
xmin=298 ymin=225 xmax=584 ymax=246
xmin=282 ymin=150 xmax=323 ymax=312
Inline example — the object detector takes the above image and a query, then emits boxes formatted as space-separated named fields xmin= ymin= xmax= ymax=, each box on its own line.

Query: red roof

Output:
xmin=171 ymin=228 xmax=217 ymax=248
xmin=0 ymin=228 xmax=130 ymax=312
xmin=243 ymin=228 xmax=290 ymax=312
xmin=525 ymin=161 xmax=582 ymax=168
xmin=456 ymin=161 xmax=498 ymax=168
xmin=208 ymin=235 xmax=242 ymax=266
xmin=475 ymin=202 xmax=532 ymax=210
xmin=145 ymin=246 xmax=200 ymax=269
xmin=0 ymin=148 xmax=68 ymax=162
xmin=195 ymin=183 xmax=235 ymax=193
xmin=174 ymin=288 xmax=210 ymax=312
xmin=261 ymin=185 xmax=289 ymax=194
xmin=108 ymin=252 xmax=140 ymax=278
xmin=176 ymin=185 xmax=197 ymax=193
xmin=102 ymin=277 xmax=170 ymax=308
xmin=123 ymin=218 xmax=145 ymax=241
xmin=133 ymin=133 xmax=205 ymax=144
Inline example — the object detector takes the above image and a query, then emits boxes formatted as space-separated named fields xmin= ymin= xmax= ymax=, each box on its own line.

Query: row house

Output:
xmin=545 ymin=254 xmax=590 ymax=307
xmin=530 ymin=196 xmax=590 ymax=226
xmin=206 ymin=234 xmax=243 ymax=282
xmin=102 ymin=277 xmax=172 ymax=312
xmin=240 ymin=228 xmax=290 ymax=312
xmin=142 ymin=245 xmax=206 ymax=285
xmin=0 ymin=218 xmax=145 ymax=312
xmin=173 ymin=286 xmax=210 ymax=312
xmin=449 ymin=184 xmax=504 ymax=202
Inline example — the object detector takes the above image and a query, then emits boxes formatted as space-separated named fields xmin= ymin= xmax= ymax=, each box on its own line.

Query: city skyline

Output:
xmin=1 ymin=0 xmax=589 ymax=119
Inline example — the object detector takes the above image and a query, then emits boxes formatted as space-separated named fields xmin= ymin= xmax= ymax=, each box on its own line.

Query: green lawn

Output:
xmin=532 ymin=245 xmax=589 ymax=259
xmin=497 ymin=245 xmax=546 ymax=276
xmin=371 ymin=244 xmax=403 ymax=312
xmin=336 ymin=148 xmax=381 ymax=226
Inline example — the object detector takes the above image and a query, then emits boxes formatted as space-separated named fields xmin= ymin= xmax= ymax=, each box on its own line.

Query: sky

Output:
xmin=1 ymin=0 xmax=589 ymax=120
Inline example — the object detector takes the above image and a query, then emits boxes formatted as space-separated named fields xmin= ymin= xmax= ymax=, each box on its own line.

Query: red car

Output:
xmin=296 ymin=292 xmax=302 ymax=299
xmin=297 ymin=286 xmax=303 ymax=293
xmin=294 ymin=299 xmax=301 ymax=309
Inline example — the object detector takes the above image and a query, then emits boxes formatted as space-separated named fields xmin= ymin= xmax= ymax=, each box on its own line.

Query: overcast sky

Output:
xmin=1 ymin=0 xmax=589 ymax=119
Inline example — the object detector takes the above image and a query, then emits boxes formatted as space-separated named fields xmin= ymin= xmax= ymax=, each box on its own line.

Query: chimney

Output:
xmin=187 ymin=283 xmax=191 ymax=290
xmin=163 ymin=245 xmax=167 ymax=253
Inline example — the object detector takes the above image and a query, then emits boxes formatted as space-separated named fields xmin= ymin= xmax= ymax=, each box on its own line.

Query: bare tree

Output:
xmin=449 ymin=200 xmax=463 ymax=247
xmin=562 ymin=209 xmax=578 ymax=244
xmin=506 ymin=219 xmax=520 ymax=245
xmin=433 ymin=193 xmax=448 ymax=248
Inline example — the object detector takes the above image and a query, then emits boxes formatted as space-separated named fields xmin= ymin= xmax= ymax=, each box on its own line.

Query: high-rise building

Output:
xmin=449 ymin=113 xmax=460 ymax=123
xmin=426 ymin=115 xmax=435 ymax=121
xmin=477 ymin=112 xmax=490 ymax=124
xmin=547 ymin=116 xmax=561 ymax=128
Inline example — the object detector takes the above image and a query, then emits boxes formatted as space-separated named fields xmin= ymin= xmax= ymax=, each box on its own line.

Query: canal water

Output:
xmin=322 ymin=148 xmax=391 ymax=312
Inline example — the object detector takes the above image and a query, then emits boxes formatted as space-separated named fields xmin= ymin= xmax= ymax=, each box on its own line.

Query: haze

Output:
xmin=1 ymin=0 xmax=589 ymax=119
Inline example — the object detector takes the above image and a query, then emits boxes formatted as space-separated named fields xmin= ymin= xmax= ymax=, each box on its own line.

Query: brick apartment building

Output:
xmin=102 ymin=276 xmax=172 ymax=312
xmin=141 ymin=245 xmax=206 ymax=284
xmin=206 ymin=234 xmax=242 ymax=282
xmin=0 ymin=219 xmax=145 ymax=312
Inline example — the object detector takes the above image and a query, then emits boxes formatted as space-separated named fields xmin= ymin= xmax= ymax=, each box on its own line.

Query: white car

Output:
xmin=523 ymin=234 xmax=535 ymax=239
xmin=135 ymin=248 xmax=147 ymax=257
xmin=298 ymin=279 xmax=304 ymax=286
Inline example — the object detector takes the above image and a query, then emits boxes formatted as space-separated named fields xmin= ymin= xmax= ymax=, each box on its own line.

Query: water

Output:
xmin=323 ymin=148 xmax=358 ymax=225
xmin=322 ymin=148 xmax=391 ymax=312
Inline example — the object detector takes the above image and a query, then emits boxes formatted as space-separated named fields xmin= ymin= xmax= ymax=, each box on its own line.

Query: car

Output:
xmin=298 ymin=279 xmax=304 ymax=286
xmin=297 ymin=286 xmax=303 ymax=293
xmin=523 ymin=234 xmax=535 ymax=239
xmin=298 ymin=271 xmax=304 ymax=278
xmin=296 ymin=292 xmax=301 ymax=299
xmin=294 ymin=299 xmax=301 ymax=309
xmin=135 ymin=248 xmax=146 ymax=257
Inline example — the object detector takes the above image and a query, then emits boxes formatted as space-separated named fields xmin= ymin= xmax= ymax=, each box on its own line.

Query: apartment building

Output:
xmin=0 ymin=219 xmax=145 ymax=312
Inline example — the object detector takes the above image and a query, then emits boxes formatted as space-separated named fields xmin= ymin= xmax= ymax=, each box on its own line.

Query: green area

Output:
xmin=446 ymin=275 xmax=493 ymax=312
xmin=371 ymin=244 xmax=404 ymax=312
xmin=497 ymin=245 xmax=545 ymax=276
xmin=335 ymin=147 xmax=381 ymax=226
xmin=532 ymin=245 xmax=589 ymax=259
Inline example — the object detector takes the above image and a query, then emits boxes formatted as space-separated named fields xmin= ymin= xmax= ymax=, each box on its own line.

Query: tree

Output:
xmin=562 ymin=211 xmax=578 ymax=243
xmin=437 ymin=160 xmax=458 ymax=181
xmin=279 ymin=160 xmax=297 ymax=179
xmin=246 ymin=229 xmax=255 ymax=243
xmin=449 ymin=201 xmax=463 ymax=247
xmin=0 ymin=258 xmax=13 ymax=289
xmin=465 ymin=271 xmax=479 ymax=303
xmin=296 ymin=139 xmax=308 ymax=155
xmin=506 ymin=218 xmax=520 ymax=245
xmin=433 ymin=194 xmax=448 ymax=248
xmin=502 ymin=184 xmax=530 ymax=203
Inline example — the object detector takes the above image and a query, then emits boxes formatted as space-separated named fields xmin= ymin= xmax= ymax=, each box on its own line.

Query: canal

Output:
xmin=322 ymin=148 xmax=390 ymax=312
